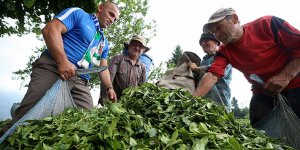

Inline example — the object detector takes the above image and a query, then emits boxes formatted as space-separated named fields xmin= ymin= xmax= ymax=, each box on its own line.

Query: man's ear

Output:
xmin=232 ymin=14 xmax=239 ymax=24
xmin=98 ymin=4 xmax=104 ymax=12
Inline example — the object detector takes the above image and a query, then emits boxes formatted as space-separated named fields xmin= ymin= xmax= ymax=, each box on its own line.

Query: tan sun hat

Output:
xmin=124 ymin=35 xmax=150 ymax=52
xmin=203 ymin=8 xmax=236 ymax=33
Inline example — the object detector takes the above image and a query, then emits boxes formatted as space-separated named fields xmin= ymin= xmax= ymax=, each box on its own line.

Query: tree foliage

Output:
xmin=167 ymin=45 xmax=183 ymax=68
xmin=0 ymin=0 xmax=96 ymax=36
xmin=231 ymin=97 xmax=249 ymax=119
xmin=7 ymin=0 xmax=157 ymax=88
xmin=147 ymin=62 xmax=166 ymax=84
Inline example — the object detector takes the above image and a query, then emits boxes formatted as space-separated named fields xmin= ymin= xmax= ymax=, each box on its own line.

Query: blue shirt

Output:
xmin=139 ymin=53 xmax=154 ymax=81
xmin=201 ymin=54 xmax=232 ymax=112
xmin=46 ymin=7 xmax=109 ymax=80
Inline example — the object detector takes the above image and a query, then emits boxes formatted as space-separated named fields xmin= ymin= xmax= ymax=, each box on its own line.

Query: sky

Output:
xmin=1 ymin=0 xmax=300 ymax=120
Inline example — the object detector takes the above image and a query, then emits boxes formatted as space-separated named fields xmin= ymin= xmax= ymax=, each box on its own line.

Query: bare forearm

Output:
xmin=191 ymin=66 xmax=208 ymax=73
xmin=279 ymin=58 xmax=300 ymax=81
xmin=193 ymin=72 xmax=218 ymax=97
xmin=263 ymin=58 xmax=300 ymax=95
xmin=99 ymin=59 xmax=117 ymax=101
xmin=100 ymin=69 xmax=113 ymax=88
xmin=191 ymin=67 xmax=201 ymax=73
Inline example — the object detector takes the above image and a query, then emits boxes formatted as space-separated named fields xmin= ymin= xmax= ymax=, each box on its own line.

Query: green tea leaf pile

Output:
xmin=3 ymin=83 xmax=293 ymax=149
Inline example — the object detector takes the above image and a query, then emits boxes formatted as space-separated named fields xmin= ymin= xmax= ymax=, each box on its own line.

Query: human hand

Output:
xmin=264 ymin=74 xmax=290 ymax=96
xmin=107 ymin=88 xmax=117 ymax=102
xmin=188 ymin=62 xmax=197 ymax=71
xmin=192 ymin=92 xmax=201 ymax=97
xmin=58 ymin=61 xmax=76 ymax=80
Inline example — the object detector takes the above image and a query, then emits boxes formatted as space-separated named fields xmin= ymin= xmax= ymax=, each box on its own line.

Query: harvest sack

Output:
xmin=157 ymin=52 xmax=202 ymax=93
xmin=250 ymin=74 xmax=300 ymax=149
xmin=157 ymin=62 xmax=196 ymax=93
xmin=253 ymin=94 xmax=300 ymax=149
xmin=0 ymin=80 xmax=77 ymax=144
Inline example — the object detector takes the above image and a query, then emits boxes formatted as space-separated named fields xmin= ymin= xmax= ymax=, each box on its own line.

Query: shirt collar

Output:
xmin=124 ymin=55 xmax=142 ymax=66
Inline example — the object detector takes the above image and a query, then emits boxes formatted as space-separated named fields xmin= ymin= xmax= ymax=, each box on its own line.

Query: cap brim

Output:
xmin=144 ymin=47 xmax=150 ymax=53
xmin=202 ymin=16 xmax=227 ymax=33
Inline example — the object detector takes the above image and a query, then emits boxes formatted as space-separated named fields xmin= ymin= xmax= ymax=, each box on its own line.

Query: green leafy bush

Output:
xmin=1 ymin=83 xmax=293 ymax=149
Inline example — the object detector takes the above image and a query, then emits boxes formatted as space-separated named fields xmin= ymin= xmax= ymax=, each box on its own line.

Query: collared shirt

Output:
xmin=122 ymin=48 xmax=154 ymax=81
xmin=109 ymin=54 xmax=146 ymax=98
xmin=208 ymin=16 xmax=300 ymax=93
xmin=202 ymin=54 xmax=232 ymax=112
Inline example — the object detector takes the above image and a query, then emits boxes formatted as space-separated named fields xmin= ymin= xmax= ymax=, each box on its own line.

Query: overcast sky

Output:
xmin=1 ymin=0 xmax=300 ymax=120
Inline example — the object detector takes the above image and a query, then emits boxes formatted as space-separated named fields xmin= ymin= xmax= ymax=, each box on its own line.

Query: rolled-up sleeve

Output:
xmin=207 ymin=52 xmax=230 ymax=79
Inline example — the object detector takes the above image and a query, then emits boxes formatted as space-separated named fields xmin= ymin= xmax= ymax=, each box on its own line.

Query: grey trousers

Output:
xmin=12 ymin=53 xmax=93 ymax=123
